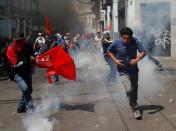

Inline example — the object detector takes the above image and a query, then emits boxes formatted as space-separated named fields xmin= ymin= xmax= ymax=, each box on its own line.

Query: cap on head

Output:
xmin=38 ymin=32 xmax=42 ymax=36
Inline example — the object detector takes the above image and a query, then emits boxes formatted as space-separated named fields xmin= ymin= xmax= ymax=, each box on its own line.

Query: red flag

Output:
xmin=36 ymin=46 xmax=76 ymax=83
xmin=45 ymin=16 xmax=52 ymax=36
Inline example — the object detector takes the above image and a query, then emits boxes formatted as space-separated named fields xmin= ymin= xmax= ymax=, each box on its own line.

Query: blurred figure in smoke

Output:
xmin=5 ymin=32 xmax=35 ymax=113
xmin=89 ymin=33 xmax=95 ymax=49
xmin=85 ymin=33 xmax=89 ymax=49
xmin=108 ymin=27 xmax=146 ymax=119
xmin=102 ymin=31 xmax=117 ymax=85
xmin=141 ymin=28 xmax=162 ymax=70
xmin=80 ymin=34 xmax=86 ymax=49
xmin=74 ymin=33 xmax=81 ymax=50
xmin=33 ymin=32 xmax=47 ymax=55
xmin=64 ymin=32 xmax=77 ymax=61
xmin=94 ymin=32 xmax=102 ymax=50
xmin=85 ymin=33 xmax=93 ymax=49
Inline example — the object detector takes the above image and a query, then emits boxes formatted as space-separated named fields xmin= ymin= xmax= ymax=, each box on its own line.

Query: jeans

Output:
xmin=120 ymin=73 xmax=139 ymax=111
xmin=14 ymin=74 xmax=33 ymax=109
xmin=104 ymin=55 xmax=117 ymax=83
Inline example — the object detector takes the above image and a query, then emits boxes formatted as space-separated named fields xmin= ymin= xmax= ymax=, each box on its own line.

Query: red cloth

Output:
xmin=6 ymin=39 xmax=27 ymax=65
xmin=36 ymin=46 xmax=76 ymax=83
xmin=45 ymin=16 xmax=52 ymax=36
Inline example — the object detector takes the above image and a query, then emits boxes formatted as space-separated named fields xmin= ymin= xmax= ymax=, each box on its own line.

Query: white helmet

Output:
xmin=38 ymin=32 xmax=42 ymax=36
xmin=56 ymin=33 xmax=62 ymax=39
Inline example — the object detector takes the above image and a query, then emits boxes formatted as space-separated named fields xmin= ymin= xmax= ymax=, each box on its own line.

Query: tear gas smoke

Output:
xmin=132 ymin=1 xmax=171 ymax=57
xmin=22 ymin=48 xmax=165 ymax=131
xmin=23 ymin=84 xmax=60 ymax=131
xmin=129 ymin=1 xmax=172 ymax=95
xmin=38 ymin=0 xmax=85 ymax=34
xmin=139 ymin=57 xmax=162 ymax=96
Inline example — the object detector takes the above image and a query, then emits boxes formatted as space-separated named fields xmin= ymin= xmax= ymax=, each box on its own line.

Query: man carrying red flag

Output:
xmin=5 ymin=33 xmax=35 ymax=113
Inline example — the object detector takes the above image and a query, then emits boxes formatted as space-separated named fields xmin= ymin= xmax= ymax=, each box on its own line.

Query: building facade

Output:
xmin=100 ymin=0 xmax=122 ymax=39
xmin=99 ymin=0 xmax=176 ymax=57
xmin=126 ymin=0 xmax=176 ymax=57
xmin=0 ymin=0 xmax=40 ymax=38
xmin=73 ymin=0 xmax=101 ymax=34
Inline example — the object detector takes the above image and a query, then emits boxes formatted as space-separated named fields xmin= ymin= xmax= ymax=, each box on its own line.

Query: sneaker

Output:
xmin=159 ymin=63 xmax=164 ymax=71
xmin=134 ymin=109 xmax=142 ymax=120
xmin=17 ymin=107 xmax=27 ymax=113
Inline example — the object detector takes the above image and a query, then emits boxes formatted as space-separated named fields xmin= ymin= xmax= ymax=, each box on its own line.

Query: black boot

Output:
xmin=17 ymin=107 xmax=27 ymax=113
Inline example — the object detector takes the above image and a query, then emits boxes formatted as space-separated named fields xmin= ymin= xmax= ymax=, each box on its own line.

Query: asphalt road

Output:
xmin=0 ymin=49 xmax=176 ymax=131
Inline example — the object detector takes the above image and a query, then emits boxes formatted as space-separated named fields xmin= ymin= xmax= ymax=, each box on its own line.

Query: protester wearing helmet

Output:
xmin=50 ymin=33 xmax=68 ymax=83
xmin=33 ymin=32 xmax=47 ymax=55
xmin=102 ymin=31 xmax=117 ymax=85
xmin=55 ymin=33 xmax=65 ymax=48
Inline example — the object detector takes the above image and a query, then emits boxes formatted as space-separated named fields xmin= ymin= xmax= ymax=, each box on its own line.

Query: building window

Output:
xmin=130 ymin=0 xmax=133 ymax=5
xmin=0 ymin=5 xmax=6 ymax=16
xmin=26 ymin=0 xmax=31 ymax=10
xmin=0 ymin=0 xmax=6 ymax=6
xmin=31 ymin=1 xmax=38 ymax=11
xmin=12 ymin=0 xmax=18 ymax=8
xmin=20 ymin=0 xmax=25 ymax=9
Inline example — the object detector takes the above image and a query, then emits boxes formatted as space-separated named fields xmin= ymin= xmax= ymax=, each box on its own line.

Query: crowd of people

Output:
xmin=0 ymin=31 xmax=100 ymax=113
xmin=0 ymin=32 xmax=96 ymax=64
xmin=0 ymin=27 xmax=151 ymax=120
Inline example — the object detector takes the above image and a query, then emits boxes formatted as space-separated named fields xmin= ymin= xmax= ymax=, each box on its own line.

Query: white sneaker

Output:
xmin=134 ymin=109 xmax=142 ymax=120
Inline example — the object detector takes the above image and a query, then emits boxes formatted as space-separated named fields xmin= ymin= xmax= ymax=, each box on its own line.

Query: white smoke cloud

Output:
xmin=139 ymin=57 xmax=162 ymax=96
xmin=127 ymin=1 xmax=172 ymax=96
xmin=23 ymin=116 xmax=55 ymax=131
xmin=22 ymin=49 xmax=164 ymax=131
xmin=23 ymin=85 xmax=60 ymax=131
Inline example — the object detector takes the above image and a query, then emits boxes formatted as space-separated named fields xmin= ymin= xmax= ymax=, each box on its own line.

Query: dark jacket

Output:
xmin=6 ymin=39 xmax=34 ymax=78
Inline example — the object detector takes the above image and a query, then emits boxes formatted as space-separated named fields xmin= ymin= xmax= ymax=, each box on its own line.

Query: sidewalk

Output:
xmin=0 ymin=51 xmax=176 ymax=131
xmin=155 ymin=57 xmax=176 ymax=70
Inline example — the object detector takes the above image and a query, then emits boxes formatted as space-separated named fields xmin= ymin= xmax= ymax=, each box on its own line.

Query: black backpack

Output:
xmin=1 ymin=46 xmax=15 ymax=80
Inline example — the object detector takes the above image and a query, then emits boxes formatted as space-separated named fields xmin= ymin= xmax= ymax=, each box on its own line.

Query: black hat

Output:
xmin=14 ymin=32 xmax=24 ymax=40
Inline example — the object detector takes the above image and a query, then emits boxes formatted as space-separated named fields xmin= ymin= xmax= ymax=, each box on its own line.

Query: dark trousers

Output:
xmin=54 ymin=75 xmax=59 ymax=82
xmin=120 ymin=72 xmax=138 ymax=111
xmin=147 ymin=51 xmax=162 ymax=68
